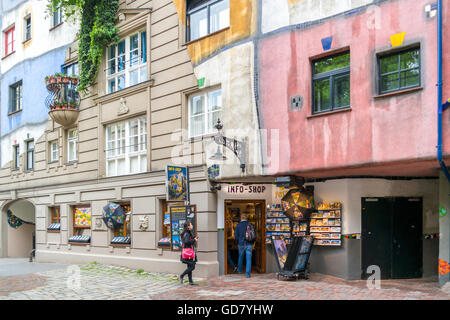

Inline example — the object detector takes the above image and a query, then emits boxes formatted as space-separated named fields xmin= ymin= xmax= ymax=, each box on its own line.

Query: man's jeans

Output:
xmin=238 ymin=244 xmax=252 ymax=277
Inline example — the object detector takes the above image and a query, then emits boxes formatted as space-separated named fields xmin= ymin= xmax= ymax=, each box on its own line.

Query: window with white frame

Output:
xmin=106 ymin=31 xmax=147 ymax=94
xmin=67 ymin=129 xmax=78 ymax=162
xmin=50 ymin=140 xmax=59 ymax=162
xmin=187 ymin=0 xmax=229 ymax=42
xmin=106 ymin=117 xmax=147 ymax=177
xmin=188 ymin=89 xmax=222 ymax=137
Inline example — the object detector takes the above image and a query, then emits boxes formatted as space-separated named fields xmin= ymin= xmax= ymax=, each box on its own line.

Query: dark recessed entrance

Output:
xmin=361 ymin=197 xmax=423 ymax=280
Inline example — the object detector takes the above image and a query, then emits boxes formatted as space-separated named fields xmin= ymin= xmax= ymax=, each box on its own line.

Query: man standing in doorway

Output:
xmin=234 ymin=213 xmax=256 ymax=278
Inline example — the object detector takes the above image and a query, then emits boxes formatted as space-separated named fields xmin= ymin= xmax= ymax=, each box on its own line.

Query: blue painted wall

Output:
xmin=0 ymin=46 xmax=68 ymax=137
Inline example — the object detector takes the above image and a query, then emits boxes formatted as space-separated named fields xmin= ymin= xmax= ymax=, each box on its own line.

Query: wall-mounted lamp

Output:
xmin=210 ymin=119 xmax=246 ymax=173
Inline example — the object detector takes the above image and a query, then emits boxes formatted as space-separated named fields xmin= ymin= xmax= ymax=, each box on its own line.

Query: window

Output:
xmin=51 ymin=207 xmax=60 ymax=224
xmin=50 ymin=140 xmax=59 ymax=162
xmin=378 ymin=48 xmax=420 ymax=94
xmin=106 ymin=31 xmax=147 ymax=94
xmin=187 ymin=0 xmax=229 ymax=42
xmin=52 ymin=6 xmax=63 ymax=27
xmin=67 ymin=129 xmax=78 ymax=162
xmin=47 ymin=206 xmax=61 ymax=231
xmin=9 ymin=81 xmax=23 ymax=114
xmin=159 ymin=200 xmax=184 ymax=249
xmin=12 ymin=145 xmax=19 ymax=170
xmin=69 ymin=205 xmax=91 ymax=244
xmin=24 ymin=16 xmax=31 ymax=41
xmin=4 ymin=26 xmax=14 ymax=56
xmin=63 ymin=62 xmax=79 ymax=76
xmin=62 ymin=62 xmax=79 ymax=104
xmin=106 ymin=117 xmax=147 ymax=177
xmin=112 ymin=202 xmax=131 ymax=238
xmin=188 ymin=89 xmax=222 ymax=137
xmin=312 ymin=52 xmax=350 ymax=114
xmin=26 ymin=140 xmax=34 ymax=171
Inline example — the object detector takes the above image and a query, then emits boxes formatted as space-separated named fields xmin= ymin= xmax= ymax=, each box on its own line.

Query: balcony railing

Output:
xmin=45 ymin=74 xmax=80 ymax=127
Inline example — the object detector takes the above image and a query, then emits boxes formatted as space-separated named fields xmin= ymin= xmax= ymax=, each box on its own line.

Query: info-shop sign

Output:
xmin=166 ymin=166 xmax=189 ymax=202
xmin=170 ymin=205 xmax=197 ymax=251
xmin=225 ymin=184 xmax=267 ymax=194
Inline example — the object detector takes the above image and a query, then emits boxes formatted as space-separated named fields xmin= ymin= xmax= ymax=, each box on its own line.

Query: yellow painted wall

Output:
xmin=173 ymin=0 xmax=257 ymax=65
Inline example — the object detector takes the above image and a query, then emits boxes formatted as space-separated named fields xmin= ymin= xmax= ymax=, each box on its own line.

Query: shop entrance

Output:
xmin=361 ymin=197 xmax=423 ymax=279
xmin=224 ymin=200 xmax=266 ymax=274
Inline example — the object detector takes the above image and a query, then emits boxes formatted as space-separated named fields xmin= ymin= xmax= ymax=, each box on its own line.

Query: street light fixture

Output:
xmin=210 ymin=119 xmax=246 ymax=173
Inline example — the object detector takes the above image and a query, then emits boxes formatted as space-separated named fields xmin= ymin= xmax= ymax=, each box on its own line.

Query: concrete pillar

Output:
xmin=439 ymin=171 xmax=450 ymax=286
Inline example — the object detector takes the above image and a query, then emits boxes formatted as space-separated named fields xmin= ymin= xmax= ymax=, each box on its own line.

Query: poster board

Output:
xmin=272 ymin=237 xmax=288 ymax=270
xmin=166 ymin=165 xmax=189 ymax=201
xmin=170 ymin=205 xmax=197 ymax=251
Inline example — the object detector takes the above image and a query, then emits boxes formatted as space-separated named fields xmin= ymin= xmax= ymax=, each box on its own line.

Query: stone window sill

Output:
xmin=307 ymin=107 xmax=352 ymax=119
xmin=374 ymin=86 xmax=423 ymax=99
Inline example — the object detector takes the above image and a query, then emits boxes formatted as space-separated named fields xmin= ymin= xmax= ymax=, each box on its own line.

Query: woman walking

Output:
xmin=179 ymin=220 xmax=198 ymax=285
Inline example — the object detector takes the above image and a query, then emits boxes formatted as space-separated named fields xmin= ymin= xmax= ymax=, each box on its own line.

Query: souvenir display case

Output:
xmin=265 ymin=205 xmax=292 ymax=245
xmin=310 ymin=202 xmax=342 ymax=246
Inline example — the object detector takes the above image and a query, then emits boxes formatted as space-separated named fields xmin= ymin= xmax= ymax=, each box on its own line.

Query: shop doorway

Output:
xmin=361 ymin=197 xmax=423 ymax=279
xmin=224 ymin=200 xmax=266 ymax=274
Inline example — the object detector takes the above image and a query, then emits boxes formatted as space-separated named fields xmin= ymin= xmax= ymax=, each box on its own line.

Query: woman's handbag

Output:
xmin=181 ymin=244 xmax=196 ymax=260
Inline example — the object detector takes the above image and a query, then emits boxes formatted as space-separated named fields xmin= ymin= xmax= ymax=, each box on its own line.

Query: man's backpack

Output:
xmin=245 ymin=222 xmax=256 ymax=243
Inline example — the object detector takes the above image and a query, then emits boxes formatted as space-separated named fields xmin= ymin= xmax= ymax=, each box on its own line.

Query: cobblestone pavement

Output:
xmin=0 ymin=262 xmax=191 ymax=300
xmin=0 ymin=262 xmax=449 ymax=300
xmin=155 ymin=273 xmax=450 ymax=300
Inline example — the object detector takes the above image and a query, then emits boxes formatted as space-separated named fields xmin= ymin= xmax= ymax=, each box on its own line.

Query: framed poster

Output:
xmin=170 ymin=205 xmax=197 ymax=251
xmin=74 ymin=207 xmax=91 ymax=228
xmin=166 ymin=166 xmax=189 ymax=201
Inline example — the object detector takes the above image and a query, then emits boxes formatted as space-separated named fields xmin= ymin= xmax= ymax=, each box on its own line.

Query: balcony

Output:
xmin=45 ymin=73 xmax=80 ymax=127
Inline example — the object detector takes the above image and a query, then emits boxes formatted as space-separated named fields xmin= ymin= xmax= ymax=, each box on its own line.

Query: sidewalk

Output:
xmin=0 ymin=259 xmax=448 ymax=300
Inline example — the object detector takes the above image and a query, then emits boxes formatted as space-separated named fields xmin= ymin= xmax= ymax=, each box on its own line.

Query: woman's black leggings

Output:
xmin=180 ymin=261 xmax=196 ymax=283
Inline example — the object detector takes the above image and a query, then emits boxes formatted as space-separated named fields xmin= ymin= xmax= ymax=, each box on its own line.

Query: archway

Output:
xmin=1 ymin=200 xmax=36 ymax=258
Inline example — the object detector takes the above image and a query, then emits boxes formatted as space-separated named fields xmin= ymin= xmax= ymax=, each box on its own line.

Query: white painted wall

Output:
xmin=193 ymin=42 xmax=263 ymax=179
xmin=1 ymin=0 xmax=78 ymax=73
xmin=261 ymin=0 xmax=375 ymax=34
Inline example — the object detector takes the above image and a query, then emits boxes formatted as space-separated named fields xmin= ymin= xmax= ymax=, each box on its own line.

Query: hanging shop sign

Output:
xmin=166 ymin=165 xmax=189 ymax=202
xmin=170 ymin=205 xmax=197 ymax=251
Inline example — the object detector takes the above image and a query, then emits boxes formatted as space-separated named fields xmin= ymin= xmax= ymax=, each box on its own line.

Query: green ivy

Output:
xmin=47 ymin=0 xmax=120 ymax=93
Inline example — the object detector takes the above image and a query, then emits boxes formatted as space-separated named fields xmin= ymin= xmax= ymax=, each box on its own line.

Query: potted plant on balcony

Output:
xmin=70 ymin=76 xmax=78 ymax=85
xmin=69 ymin=101 xmax=78 ymax=110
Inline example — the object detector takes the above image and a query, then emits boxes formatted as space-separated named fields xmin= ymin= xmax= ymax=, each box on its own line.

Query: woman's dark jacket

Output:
xmin=180 ymin=229 xmax=197 ymax=263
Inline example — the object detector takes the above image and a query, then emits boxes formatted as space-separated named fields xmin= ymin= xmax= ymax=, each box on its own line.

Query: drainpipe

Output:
xmin=437 ymin=0 xmax=450 ymax=183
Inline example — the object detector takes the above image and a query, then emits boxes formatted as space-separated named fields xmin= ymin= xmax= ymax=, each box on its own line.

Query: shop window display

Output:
xmin=111 ymin=202 xmax=131 ymax=246
xmin=69 ymin=205 xmax=91 ymax=244
xmin=158 ymin=200 xmax=184 ymax=249
xmin=47 ymin=206 xmax=61 ymax=231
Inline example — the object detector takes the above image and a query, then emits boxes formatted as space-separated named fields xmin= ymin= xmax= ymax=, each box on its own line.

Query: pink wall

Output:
xmin=259 ymin=0 xmax=450 ymax=177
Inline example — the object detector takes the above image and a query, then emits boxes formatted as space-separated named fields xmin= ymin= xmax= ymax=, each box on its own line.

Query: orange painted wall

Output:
xmin=173 ymin=0 xmax=257 ymax=65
